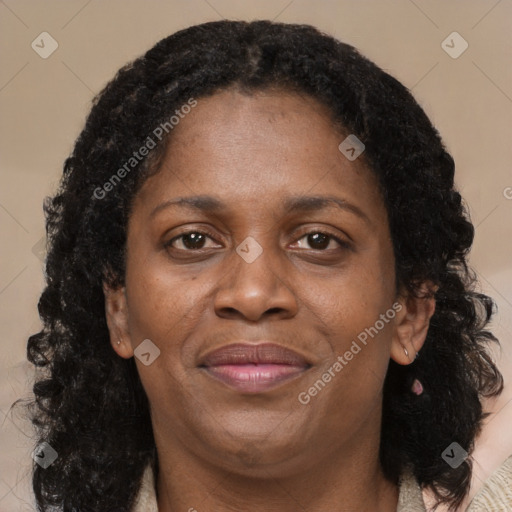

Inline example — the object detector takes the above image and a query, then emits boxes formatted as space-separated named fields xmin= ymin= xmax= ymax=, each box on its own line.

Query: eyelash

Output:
xmin=164 ymin=228 xmax=351 ymax=252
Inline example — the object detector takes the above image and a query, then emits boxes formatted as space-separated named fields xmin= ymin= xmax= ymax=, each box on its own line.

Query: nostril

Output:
xmin=221 ymin=307 xmax=238 ymax=315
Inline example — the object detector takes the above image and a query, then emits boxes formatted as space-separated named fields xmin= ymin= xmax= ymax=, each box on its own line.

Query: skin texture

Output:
xmin=105 ymin=88 xmax=436 ymax=512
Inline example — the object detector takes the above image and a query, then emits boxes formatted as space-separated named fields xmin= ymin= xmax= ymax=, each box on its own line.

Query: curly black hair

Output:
xmin=23 ymin=20 xmax=503 ymax=511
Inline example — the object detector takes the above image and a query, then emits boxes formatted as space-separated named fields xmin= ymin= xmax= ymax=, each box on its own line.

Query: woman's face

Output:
xmin=108 ymin=88 xmax=414 ymax=476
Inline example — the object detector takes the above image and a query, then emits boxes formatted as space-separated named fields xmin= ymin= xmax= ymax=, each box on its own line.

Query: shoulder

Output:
xmin=397 ymin=467 xmax=427 ymax=511
xmin=467 ymin=454 xmax=512 ymax=511
xmin=131 ymin=464 xmax=159 ymax=512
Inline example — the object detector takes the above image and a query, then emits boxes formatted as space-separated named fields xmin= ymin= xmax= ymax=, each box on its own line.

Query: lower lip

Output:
xmin=202 ymin=363 xmax=308 ymax=392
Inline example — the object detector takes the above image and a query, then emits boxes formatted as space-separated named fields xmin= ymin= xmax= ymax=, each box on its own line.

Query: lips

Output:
xmin=199 ymin=343 xmax=311 ymax=393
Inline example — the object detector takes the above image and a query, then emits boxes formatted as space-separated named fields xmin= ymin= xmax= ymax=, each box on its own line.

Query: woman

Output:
xmin=27 ymin=20 xmax=511 ymax=511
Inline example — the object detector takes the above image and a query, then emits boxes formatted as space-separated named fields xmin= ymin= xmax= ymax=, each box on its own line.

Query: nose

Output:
xmin=213 ymin=244 xmax=299 ymax=322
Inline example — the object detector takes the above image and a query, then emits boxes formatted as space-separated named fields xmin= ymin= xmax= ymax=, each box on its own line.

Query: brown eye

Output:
xmin=295 ymin=231 xmax=349 ymax=251
xmin=305 ymin=233 xmax=330 ymax=250
xmin=165 ymin=231 xmax=219 ymax=251
xmin=179 ymin=232 xmax=207 ymax=250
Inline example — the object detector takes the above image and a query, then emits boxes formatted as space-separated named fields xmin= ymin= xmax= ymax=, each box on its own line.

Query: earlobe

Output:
xmin=390 ymin=283 xmax=438 ymax=366
xmin=103 ymin=283 xmax=134 ymax=359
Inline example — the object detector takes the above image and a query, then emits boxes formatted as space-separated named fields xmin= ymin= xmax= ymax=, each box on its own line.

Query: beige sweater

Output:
xmin=132 ymin=455 xmax=512 ymax=511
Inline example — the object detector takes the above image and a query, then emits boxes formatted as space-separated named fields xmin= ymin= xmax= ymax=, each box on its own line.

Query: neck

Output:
xmin=154 ymin=434 xmax=398 ymax=512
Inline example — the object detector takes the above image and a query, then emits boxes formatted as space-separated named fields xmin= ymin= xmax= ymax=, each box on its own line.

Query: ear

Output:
xmin=390 ymin=282 xmax=438 ymax=365
xmin=103 ymin=282 xmax=134 ymax=359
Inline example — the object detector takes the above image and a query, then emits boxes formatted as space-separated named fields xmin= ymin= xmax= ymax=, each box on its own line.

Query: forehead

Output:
xmin=166 ymin=87 xmax=345 ymax=157
xmin=134 ymin=87 xmax=385 ymax=223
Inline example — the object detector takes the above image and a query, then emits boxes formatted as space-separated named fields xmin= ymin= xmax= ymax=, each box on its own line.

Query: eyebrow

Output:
xmin=283 ymin=195 xmax=371 ymax=225
xmin=150 ymin=194 xmax=371 ymax=225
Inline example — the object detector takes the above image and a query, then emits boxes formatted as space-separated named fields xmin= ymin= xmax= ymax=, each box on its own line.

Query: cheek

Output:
xmin=124 ymin=257 xmax=204 ymax=411
xmin=123 ymin=247 xmax=197 ymax=344
xmin=308 ymin=253 xmax=395 ymax=342
xmin=304 ymin=262 xmax=396 ymax=409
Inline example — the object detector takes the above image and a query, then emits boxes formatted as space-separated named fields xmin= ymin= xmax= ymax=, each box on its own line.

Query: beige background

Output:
xmin=1 ymin=1 xmax=511 ymax=510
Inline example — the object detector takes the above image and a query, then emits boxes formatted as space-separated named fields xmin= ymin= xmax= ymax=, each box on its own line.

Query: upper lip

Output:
xmin=199 ymin=343 xmax=311 ymax=367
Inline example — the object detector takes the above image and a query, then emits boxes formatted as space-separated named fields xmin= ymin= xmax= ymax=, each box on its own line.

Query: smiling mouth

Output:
xmin=201 ymin=363 xmax=310 ymax=392
xmin=198 ymin=343 xmax=312 ymax=393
